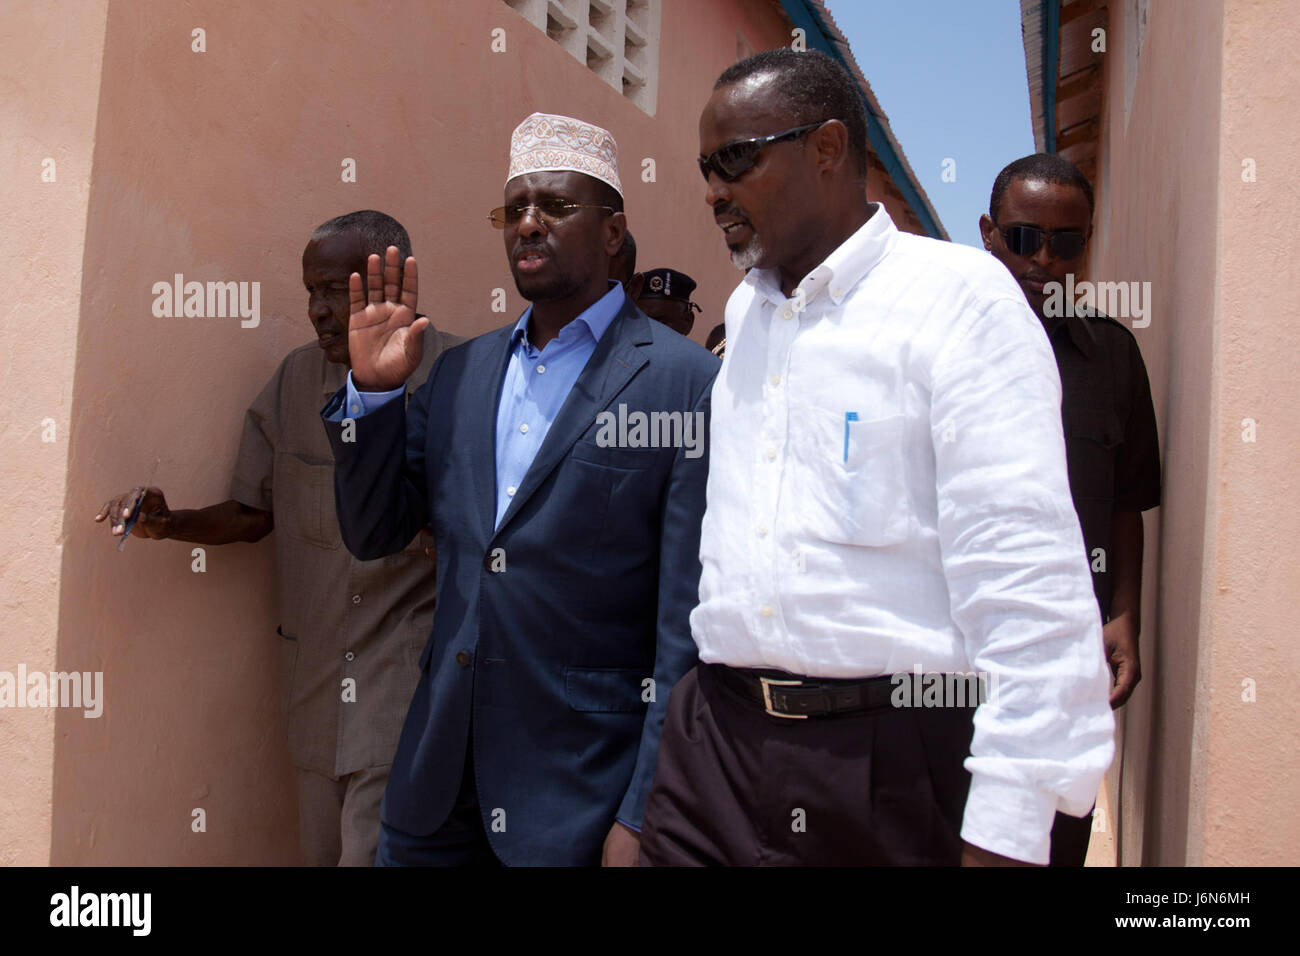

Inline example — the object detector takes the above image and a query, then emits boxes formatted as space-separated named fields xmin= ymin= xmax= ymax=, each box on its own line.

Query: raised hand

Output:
xmin=347 ymin=246 xmax=429 ymax=391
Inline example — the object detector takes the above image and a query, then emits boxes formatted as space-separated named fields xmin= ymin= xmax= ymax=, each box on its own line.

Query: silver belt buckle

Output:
xmin=759 ymin=676 xmax=808 ymax=719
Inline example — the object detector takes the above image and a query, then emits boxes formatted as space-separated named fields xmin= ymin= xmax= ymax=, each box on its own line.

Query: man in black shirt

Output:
xmin=980 ymin=153 xmax=1162 ymax=866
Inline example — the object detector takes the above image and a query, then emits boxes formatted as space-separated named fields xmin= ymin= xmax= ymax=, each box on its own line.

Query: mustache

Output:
xmin=713 ymin=202 xmax=750 ymax=223
xmin=511 ymin=239 xmax=552 ymax=259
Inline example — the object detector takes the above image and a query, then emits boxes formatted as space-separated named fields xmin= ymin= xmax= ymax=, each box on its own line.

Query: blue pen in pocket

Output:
xmin=843 ymin=412 xmax=859 ymax=462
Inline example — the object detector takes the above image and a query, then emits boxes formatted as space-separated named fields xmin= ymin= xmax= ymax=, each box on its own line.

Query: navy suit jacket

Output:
xmin=322 ymin=300 xmax=717 ymax=865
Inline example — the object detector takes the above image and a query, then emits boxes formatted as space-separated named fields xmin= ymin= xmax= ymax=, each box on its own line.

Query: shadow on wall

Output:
xmin=50 ymin=6 xmax=306 ymax=865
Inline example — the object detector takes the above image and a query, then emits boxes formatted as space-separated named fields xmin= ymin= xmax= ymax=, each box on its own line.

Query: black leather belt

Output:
xmin=709 ymin=663 xmax=896 ymax=719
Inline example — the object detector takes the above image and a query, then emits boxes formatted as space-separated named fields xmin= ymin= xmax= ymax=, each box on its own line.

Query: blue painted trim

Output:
xmin=778 ymin=0 xmax=946 ymax=240
xmin=1042 ymin=0 xmax=1059 ymax=152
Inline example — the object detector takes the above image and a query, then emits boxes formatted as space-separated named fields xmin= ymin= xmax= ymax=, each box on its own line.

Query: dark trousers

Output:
xmin=1049 ymin=807 xmax=1094 ymax=866
xmin=375 ymin=745 xmax=501 ymax=867
xmin=639 ymin=663 xmax=975 ymax=866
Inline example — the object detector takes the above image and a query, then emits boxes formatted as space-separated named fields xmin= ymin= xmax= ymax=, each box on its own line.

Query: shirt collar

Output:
xmin=1047 ymin=307 xmax=1099 ymax=360
xmin=745 ymin=203 xmax=898 ymax=307
xmin=512 ymin=281 xmax=626 ymax=349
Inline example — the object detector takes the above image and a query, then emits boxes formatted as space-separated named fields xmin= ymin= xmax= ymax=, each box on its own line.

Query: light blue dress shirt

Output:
xmin=337 ymin=281 xmax=626 ymax=528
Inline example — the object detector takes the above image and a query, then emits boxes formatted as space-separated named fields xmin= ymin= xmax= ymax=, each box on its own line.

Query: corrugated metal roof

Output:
xmin=1021 ymin=0 xmax=1050 ymax=149
xmin=1022 ymin=0 xmax=1106 ymax=179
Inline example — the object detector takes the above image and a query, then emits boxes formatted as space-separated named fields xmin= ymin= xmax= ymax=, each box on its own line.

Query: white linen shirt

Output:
xmin=690 ymin=205 xmax=1114 ymax=864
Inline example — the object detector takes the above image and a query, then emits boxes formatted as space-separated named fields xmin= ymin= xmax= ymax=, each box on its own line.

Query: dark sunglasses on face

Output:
xmin=697 ymin=121 xmax=830 ymax=183
xmin=998 ymin=223 xmax=1088 ymax=261
xmin=488 ymin=199 xmax=615 ymax=229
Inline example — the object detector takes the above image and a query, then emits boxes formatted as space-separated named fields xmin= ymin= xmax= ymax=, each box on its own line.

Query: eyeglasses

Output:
xmin=488 ymin=199 xmax=615 ymax=229
xmin=697 ymin=121 xmax=830 ymax=183
xmin=997 ymin=223 xmax=1087 ymax=261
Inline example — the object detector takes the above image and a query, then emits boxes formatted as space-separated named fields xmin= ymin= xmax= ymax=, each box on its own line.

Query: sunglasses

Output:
xmin=698 ymin=121 xmax=829 ymax=183
xmin=998 ymin=223 xmax=1087 ymax=261
xmin=488 ymin=199 xmax=615 ymax=229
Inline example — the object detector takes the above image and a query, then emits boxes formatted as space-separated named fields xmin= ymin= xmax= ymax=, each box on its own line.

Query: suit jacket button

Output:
xmin=456 ymin=651 xmax=471 ymax=668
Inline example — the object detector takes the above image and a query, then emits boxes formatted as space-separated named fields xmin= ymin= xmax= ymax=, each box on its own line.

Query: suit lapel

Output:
xmin=494 ymin=300 xmax=652 ymax=535
xmin=471 ymin=326 xmax=517 ymax=541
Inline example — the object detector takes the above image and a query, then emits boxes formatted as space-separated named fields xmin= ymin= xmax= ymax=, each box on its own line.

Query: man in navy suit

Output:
xmin=321 ymin=113 xmax=717 ymax=866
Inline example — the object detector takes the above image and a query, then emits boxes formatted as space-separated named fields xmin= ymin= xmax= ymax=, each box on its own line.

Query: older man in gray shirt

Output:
xmin=96 ymin=210 xmax=461 ymax=865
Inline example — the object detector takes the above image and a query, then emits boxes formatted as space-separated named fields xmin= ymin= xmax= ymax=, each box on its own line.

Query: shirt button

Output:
xmin=757 ymin=525 xmax=768 ymax=537
xmin=350 ymin=404 xmax=360 ymax=414
xmin=769 ymin=373 xmax=781 ymax=386
xmin=832 ymin=287 xmax=844 ymax=298
xmin=519 ymin=423 xmax=529 ymax=434
xmin=344 ymin=651 xmax=355 ymax=662
xmin=760 ymin=604 xmax=775 ymax=618
xmin=455 ymin=651 xmax=471 ymax=668
xmin=782 ymin=309 xmax=793 ymax=320
xmin=506 ymin=486 xmax=517 ymax=497
xmin=351 ymin=594 xmax=362 ymax=605
xmin=765 ymin=447 xmax=777 ymax=460
xmin=536 ymin=364 xmax=546 ymax=374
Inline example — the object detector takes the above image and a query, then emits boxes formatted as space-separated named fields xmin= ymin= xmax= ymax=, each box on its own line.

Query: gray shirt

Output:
xmin=230 ymin=324 xmax=461 ymax=776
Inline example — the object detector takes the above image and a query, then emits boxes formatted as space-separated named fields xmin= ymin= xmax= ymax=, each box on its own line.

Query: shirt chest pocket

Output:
xmin=791 ymin=410 xmax=910 ymax=547
xmin=1064 ymin=406 xmax=1122 ymax=501
xmin=274 ymin=451 xmax=343 ymax=551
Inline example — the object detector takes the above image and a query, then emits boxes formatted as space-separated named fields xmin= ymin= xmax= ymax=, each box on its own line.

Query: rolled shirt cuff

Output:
xmin=959 ymin=772 xmax=1060 ymax=865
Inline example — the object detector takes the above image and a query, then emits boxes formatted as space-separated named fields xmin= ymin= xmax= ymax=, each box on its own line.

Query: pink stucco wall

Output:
xmin=1200 ymin=0 xmax=1300 ymax=866
xmin=1092 ymin=0 xmax=1300 ymax=865
xmin=0 ymin=1 xmax=110 ymax=866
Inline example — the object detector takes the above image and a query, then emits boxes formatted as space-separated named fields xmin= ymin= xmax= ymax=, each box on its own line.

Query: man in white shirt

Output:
xmin=637 ymin=48 xmax=1114 ymax=867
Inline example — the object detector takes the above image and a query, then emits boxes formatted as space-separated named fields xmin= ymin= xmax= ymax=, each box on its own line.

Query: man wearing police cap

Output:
xmin=631 ymin=267 xmax=703 ymax=338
